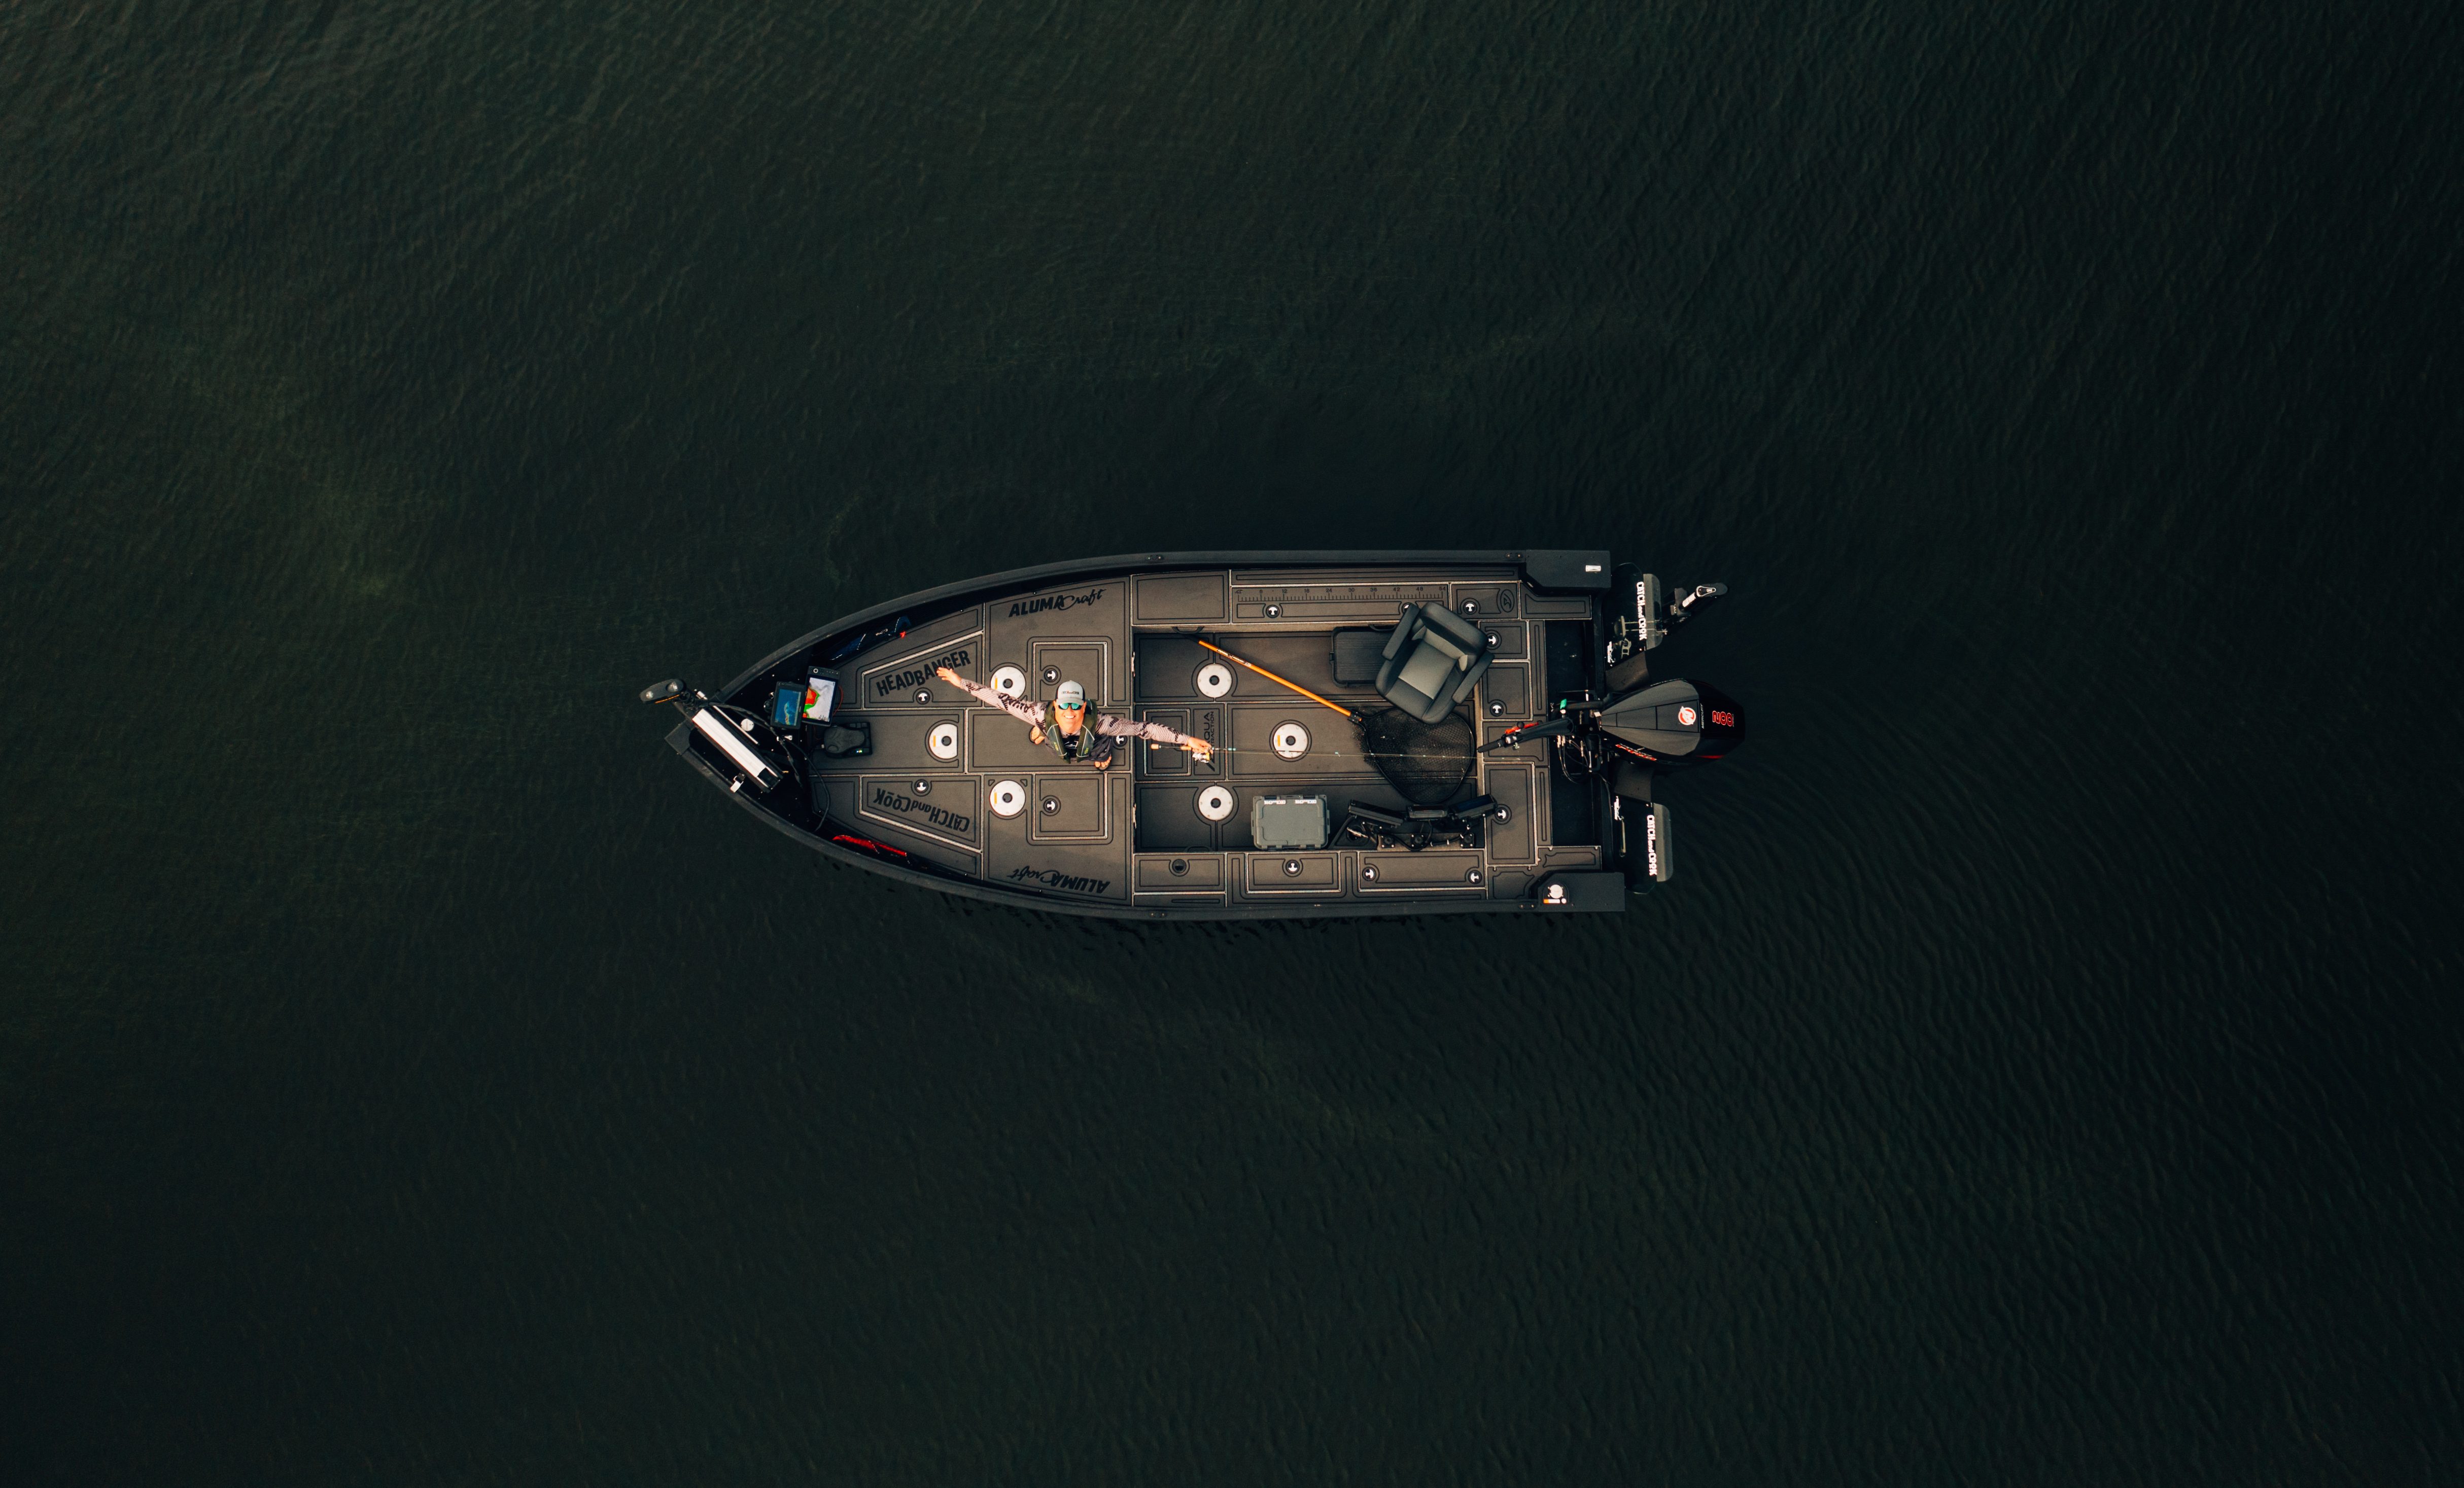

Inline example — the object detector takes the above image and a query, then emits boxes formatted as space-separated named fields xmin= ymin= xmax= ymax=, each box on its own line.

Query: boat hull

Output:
xmin=665 ymin=549 xmax=1634 ymax=919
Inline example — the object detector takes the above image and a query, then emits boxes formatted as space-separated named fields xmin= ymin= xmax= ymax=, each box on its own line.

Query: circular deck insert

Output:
xmin=928 ymin=722 xmax=960 ymax=760
xmin=1272 ymin=721 xmax=1310 ymax=760
xmin=1197 ymin=785 xmax=1235 ymax=822
xmin=989 ymin=780 xmax=1027 ymax=818
xmin=1196 ymin=662 xmax=1233 ymax=698
xmin=991 ymin=666 xmax=1026 ymax=698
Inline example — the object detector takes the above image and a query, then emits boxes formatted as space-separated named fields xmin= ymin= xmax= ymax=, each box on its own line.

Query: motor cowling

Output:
xmin=1597 ymin=679 xmax=1743 ymax=762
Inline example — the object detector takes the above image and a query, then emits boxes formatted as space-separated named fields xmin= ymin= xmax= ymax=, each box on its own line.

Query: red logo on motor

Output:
xmin=1710 ymin=709 xmax=1736 ymax=727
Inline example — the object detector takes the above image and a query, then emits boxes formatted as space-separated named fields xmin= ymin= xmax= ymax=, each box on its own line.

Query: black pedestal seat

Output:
xmin=1374 ymin=604 xmax=1493 ymax=723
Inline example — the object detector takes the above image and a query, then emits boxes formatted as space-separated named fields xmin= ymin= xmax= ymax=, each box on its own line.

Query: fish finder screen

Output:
xmin=803 ymin=675 xmax=838 ymax=723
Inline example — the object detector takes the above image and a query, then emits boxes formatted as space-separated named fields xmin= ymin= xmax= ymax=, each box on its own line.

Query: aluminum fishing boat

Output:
xmin=646 ymin=549 xmax=1739 ymax=919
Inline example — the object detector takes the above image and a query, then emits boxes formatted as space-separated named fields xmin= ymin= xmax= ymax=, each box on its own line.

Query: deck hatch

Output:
xmin=1135 ymin=573 xmax=1227 ymax=621
xmin=857 ymin=775 xmax=982 ymax=850
xmin=1357 ymin=852 xmax=1487 ymax=891
xmin=1482 ymin=764 xmax=1537 ymax=864
xmin=1242 ymin=853 xmax=1341 ymax=894
xmin=1030 ymin=772 xmax=1112 ymax=842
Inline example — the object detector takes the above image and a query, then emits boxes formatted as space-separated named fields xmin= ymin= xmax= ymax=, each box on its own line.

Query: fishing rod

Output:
xmin=1166 ymin=742 xmax=1427 ymax=762
xmin=1183 ymin=636 xmax=1487 ymax=768
xmin=1194 ymin=639 xmax=1362 ymax=722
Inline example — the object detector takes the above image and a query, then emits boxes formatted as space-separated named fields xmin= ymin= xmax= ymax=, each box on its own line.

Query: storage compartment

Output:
xmin=1358 ymin=851 xmax=1487 ymax=891
xmin=1333 ymin=628 xmax=1389 ymax=684
xmin=1250 ymin=795 xmax=1329 ymax=849
xmin=1136 ymin=854 xmax=1224 ymax=889
xmin=1243 ymin=853 xmax=1340 ymax=894
xmin=1029 ymin=772 xmax=1110 ymax=842
xmin=856 ymin=775 xmax=981 ymax=848
xmin=1483 ymin=763 xmax=1537 ymax=864
xmin=1135 ymin=785 xmax=1215 ymax=852
xmin=1481 ymin=664 xmax=1529 ymax=720
xmin=1135 ymin=573 xmax=1227 ymax=621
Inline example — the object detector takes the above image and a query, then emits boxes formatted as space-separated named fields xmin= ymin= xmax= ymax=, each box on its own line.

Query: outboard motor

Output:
xmin=1585 ymin=678 xmax=1738 ymax=892
xmin=1477 ymin=676 xmax=1744 ymax=776
xmin=1597 ymin=679 xmax=1744 ymax=763
xmin=1481 ymin=566 xmax=1742 ymax=893
xmin=1593 ymin=676 xmax=1741 ymax=811
xmin=1479 ymin=671 xmax=1742 ymax=891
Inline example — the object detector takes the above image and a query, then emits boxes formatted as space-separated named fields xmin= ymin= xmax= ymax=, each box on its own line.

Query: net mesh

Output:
xmin=1356 ymin=706 xmax=1477 ymax=806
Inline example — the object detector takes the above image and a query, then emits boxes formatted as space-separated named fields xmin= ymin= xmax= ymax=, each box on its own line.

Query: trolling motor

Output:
xmin=1607 ymin=566 xmax=1727 ymax=691
xmin=641 ymin=678 xmax=794 ymax=795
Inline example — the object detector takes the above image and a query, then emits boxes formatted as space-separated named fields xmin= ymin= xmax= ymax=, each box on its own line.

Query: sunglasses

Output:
xmin=1055 ymin=701 xmax=1085 ymax=712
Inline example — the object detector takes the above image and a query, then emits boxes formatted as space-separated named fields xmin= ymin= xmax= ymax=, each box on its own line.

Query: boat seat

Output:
xmin=1374 ymin=604 xmax=1493 ymax=723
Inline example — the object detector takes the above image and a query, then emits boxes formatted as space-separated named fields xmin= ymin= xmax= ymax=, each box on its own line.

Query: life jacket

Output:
xmin=1044 ymin=708 xmax=1118 ymax=765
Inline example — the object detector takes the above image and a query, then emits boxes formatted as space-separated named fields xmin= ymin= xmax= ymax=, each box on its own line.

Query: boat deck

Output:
xmin=685 ymin=555 xmax=1625 ymax=916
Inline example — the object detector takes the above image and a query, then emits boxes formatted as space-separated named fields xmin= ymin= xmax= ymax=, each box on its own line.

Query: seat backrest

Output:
xmin=1413 ymin=604 xmax=1486 ymax=668
xmin=1418 ymin=628 xmax=1474 ymax=668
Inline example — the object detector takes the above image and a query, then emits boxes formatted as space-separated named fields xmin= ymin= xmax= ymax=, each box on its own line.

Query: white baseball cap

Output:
xmin=1054 ymin=680 xmax=1087 ymax=708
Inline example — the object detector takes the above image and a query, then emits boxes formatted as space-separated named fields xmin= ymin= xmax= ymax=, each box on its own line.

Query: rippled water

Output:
xmin=5 ymin=2 xmax=2460 ymax=1482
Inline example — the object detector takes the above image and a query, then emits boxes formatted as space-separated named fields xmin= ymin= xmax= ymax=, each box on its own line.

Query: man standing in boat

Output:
xmin=935 ymin=667 xmax=1213 ymax=770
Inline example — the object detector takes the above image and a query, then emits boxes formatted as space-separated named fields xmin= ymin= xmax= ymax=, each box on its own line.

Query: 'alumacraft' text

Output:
xmin=1007 ymin=586 xmax=1105 ymax=617
xmin=1005 ymin=864 xmax=1112 ymax=895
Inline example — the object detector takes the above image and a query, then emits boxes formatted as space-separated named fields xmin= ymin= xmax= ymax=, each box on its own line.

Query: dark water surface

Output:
xmin=6 ymin=2 xmax=2461 ymax=1482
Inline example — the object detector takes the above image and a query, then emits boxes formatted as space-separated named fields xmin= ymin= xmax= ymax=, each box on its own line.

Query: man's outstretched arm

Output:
xmin=936 ymin=668 xmax=1046 ymax=730
xmin=1096 ymin=712 xmax=1215 ymax=760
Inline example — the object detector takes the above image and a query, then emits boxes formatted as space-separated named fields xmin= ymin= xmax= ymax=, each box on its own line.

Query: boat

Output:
xmin=644 ymin=549 xmax=1741 ymax=919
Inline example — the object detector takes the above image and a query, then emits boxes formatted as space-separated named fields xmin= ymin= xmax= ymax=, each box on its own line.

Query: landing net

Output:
xmin=1356 ymin=707 xmax=1476 ymax=806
